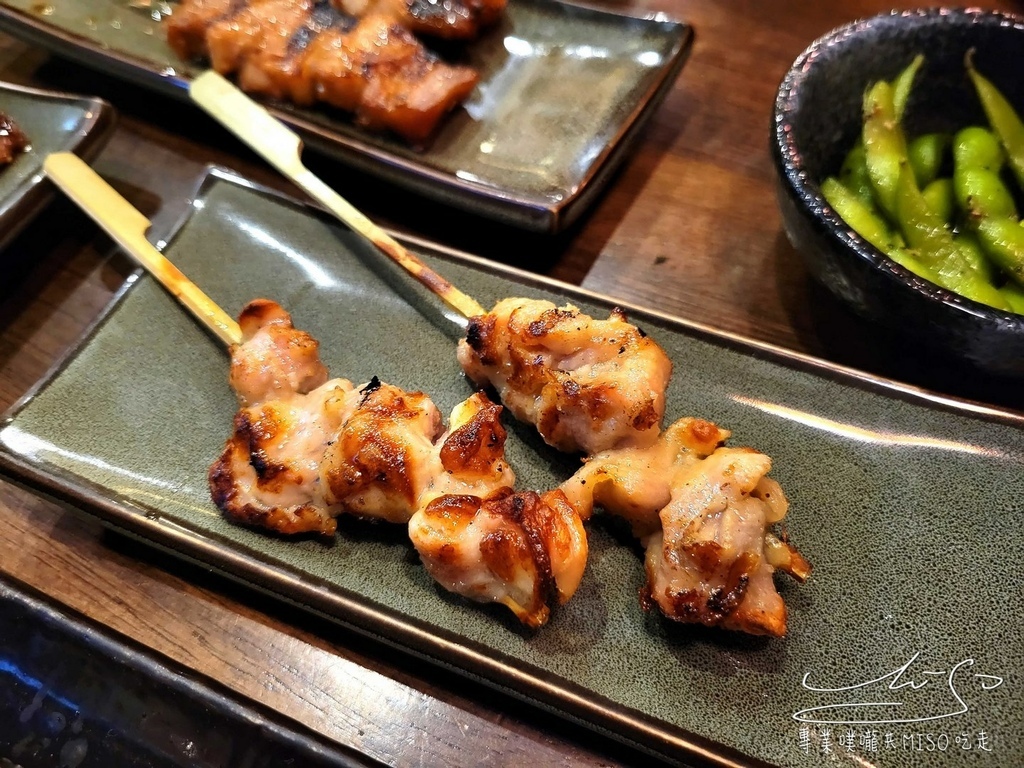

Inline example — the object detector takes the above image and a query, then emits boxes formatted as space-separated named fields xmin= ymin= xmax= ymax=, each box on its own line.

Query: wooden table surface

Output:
xmin=1 ymin=1 xmax=1022 ymax=766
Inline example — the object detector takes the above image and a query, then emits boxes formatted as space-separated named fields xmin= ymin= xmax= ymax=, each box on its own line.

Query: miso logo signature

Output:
xmin=793 ymin=651 xmax=1004 ymax=725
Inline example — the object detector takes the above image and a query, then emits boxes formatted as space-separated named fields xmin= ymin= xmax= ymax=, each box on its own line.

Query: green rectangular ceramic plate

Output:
xmin=0 ymin=79 xmax=114 ymax=249
xmin=1 ymin=168 xmax=1021 ymax=768
xmin=0 ymin=0 xmax=691 ymax=233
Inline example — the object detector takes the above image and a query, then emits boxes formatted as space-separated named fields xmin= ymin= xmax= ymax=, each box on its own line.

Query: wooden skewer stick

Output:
xmin=189 ymin=70 xmax=486 ymax=320
xmin=44 ymin=152 xmax=243 ymax=348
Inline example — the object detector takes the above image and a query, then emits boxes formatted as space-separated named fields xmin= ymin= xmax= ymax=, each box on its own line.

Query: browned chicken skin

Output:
xmin=210 ymin=299 xmax=588 ymax=625
xmin=562 ymin=418 xmax=810 ymax=637
xmin=409 ymin=487 xmax=587 ymax=627
xmin=458 ymin=298 xmax=674 ymax=455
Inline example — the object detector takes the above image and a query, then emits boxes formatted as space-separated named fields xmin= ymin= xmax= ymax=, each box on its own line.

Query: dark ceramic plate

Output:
xmin=0 ymin=0 xmax=691 ymax=233
xmin=0 ymin=574 xmax=378 ymax=767
xmin=1 ymin=168 xmax=1022 ymax=767
xmin=0 ymin=79 xmax=114 ymax=250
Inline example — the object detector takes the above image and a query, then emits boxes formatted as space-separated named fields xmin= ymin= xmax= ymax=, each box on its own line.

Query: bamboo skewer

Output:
xmin=43 ymin=152 xmax=243 ymax=348
xmin=188 ymin=70 xmax=486 ymax=320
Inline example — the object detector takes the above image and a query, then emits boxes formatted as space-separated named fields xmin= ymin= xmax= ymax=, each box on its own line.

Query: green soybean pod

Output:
xmin=922 ymin=177 xmax=955 ymax=223
xmin=894 ymin=165 xmax=1011 ymax=309
xmin=887 ymin=248 xmax=942 ymax=284
xmin=863 ymin=80 xmax=907 ymax=219
xmin=976 ymin=217 xmax=1024 ymax=287
xmin=1002 ymin=282 xmax=1024 ymax=314
xmin=952 ymin=126 xmax=1005 ymax=171
xmin=953 ymin=230 xmax=997 ymax=285
xmin=822 ymin=177 xmax=901 ymax=252
xmin=908 ymin=133 xmax=949 ymax=188
xmin=892 ymin=54 xmax=924 ymax=121
xmin=953 ymin=167 xmax=1019 ymax=222
xmin=821 ymin=177 xmax=938 ymax=282
xmin=839 ymin=143 xmax=874 ymax=204
xmin=967 ymin=54 xmax=1024 ymax=190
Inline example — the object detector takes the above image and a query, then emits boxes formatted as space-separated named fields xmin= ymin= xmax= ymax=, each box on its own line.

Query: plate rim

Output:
xmin=0 ymin=77 xmax=116 ymax=249
xmin=0 ymin=0 xmax=693 ymax=233
xmin=2 ymin=165 xmax=1023 ymax=768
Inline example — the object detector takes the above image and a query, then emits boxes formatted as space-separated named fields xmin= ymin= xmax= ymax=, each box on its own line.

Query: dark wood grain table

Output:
xmin=1 ymin=1 xmax=1021 ymax=765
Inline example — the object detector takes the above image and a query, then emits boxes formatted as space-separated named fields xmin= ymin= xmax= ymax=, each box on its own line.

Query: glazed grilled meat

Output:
xmin=210 ymin=299 xmax=586 ymax=625
xmin=561 ymin=417 xmax=810 ymax=637
xmin=332 ymin=0 xmax=505 ymax=40
xmin=0 ymin=112 xmax=28 ymax=165
xmin=458 ymin=298 xmax=673 ymax=455
xmin=299 ymin=14 xmax=478 ymax=142
xmin=167 ymin=0 xmax=485 ymax=142
xmin=211 ymin=299 xmax=359 ymax=534
xmin=409 ymin=487 xmax=587 ymax=627
xmin=321 ymin=382 xmax=516 ymax=522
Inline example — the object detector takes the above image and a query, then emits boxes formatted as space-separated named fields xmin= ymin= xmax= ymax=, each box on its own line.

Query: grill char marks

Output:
xmin=168 ymin=0 xmax=488 ymax=143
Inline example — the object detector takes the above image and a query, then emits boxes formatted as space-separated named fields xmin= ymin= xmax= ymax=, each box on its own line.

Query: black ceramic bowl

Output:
xmin=772 ymin=8 xmax=1024 ymax=379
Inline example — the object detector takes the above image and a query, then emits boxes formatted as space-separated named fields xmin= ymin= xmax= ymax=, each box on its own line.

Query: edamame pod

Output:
xmin=892 ymin=54 xmax=924 ymax=121
xmin=976 ymin=217 xmax=1024 ymax=287
xmin=922 ymin=177 xmax=955 ymax=223
xmin=839 ymin=143 xmax=874 ymax=204
xmin=967 ymin=54 xmax=1024 ymax=190
xmin=953 ymin=230 xmax=997 ymax=285
xmin=952 ymin=126 xmax=1004 ymax=171
xmin=863 ymin=81 xmax=907 ymax=220
xmin=894 ymin=165 xmax=1011 ymax=309
xmin=822 ymin=177 xmax=902 ymax=254
xmin=908 ymin=133 xmax=949 ymax=187
xmin=822 ymin=176 xmax=936 ymax=281
xmin=953 ymin=167 xmax=1018 ymax=222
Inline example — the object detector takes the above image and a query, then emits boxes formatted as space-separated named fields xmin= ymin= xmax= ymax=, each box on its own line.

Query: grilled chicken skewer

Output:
xmin=191 ymin=74 xmax=675 ymax=456
xmin=42 ymin=155 xmax=585 ymax=627
xmin=169 ymin=0 xmax=489 ymax=143
xmin=216 ymin=298 xmax=588 ymax=626
xmin=186 ymin=84 xmax=810 ymax=636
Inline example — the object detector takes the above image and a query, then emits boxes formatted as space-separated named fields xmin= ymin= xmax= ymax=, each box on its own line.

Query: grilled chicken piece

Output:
xmin=561 ymin=417 xmax=810 ymax=637
xmin=406 ymin=393 xmax=587 ymax=625
xmin=300 ymin=14 xmax=478 ymax=142
xmin=643 ymin=447 xmax=810 ymax=637
xmin=322 ymin=381 xmax=515 ymax=522
xmin=229 ymin=298 xmax=330 ymax=407
xmin=205 ymin=0 xmax=314 ymax=77
xmin=409 ymin=488 xmax=588 ymax=627
xmin=458 ymin=298 xmax=673 ymax=455
xmin=211 ymin=299 xmax=357 ymax=534
xmin=167 ymin=0 xmax=241 ymax=60
xmin=321 ymin=379 xmax=444 ymax=522
xmin=561 ymin=417 xmax=727 ymax=538
xmin=209 ymin=377 xmax=361 ymax=534
xmin=332 ymin=0 xmax=505 ymax=40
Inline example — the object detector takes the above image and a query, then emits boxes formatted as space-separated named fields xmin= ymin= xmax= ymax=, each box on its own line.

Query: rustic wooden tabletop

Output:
xmin=0 ymin=1 xmax=1021 ymax=765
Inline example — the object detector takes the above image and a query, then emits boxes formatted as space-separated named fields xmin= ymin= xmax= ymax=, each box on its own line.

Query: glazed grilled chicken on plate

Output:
xmin=561 ymin=417 xmax=810 ymax=637
xmin=167 ymin=0 xmax=488 ymax=142
xmin=458 ymin=298 xmax=674 ymax=455
xmin=209 ymin=299 xmax=588 ymax=625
